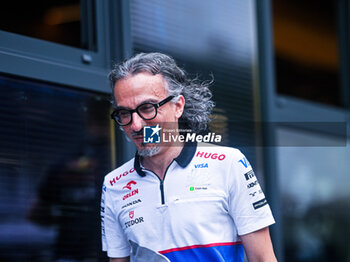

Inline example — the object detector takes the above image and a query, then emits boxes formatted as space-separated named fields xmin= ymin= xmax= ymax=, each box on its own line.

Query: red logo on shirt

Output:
xmin=129 ymin=211 xmax=134 ymax=219
xmin=195 ymin=151 xmax=226 ymax=161
xmin=109 ymin=168 xmax=135 ymax=186
xmin=123 ymin=189 xmax=139 ymax=200
xmin=123 ymin=180 xmax=137 ymax=190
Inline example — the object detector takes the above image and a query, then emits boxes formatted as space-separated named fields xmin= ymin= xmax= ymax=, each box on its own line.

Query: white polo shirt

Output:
xmin=101 ymin=142 xmax=275 ymax=261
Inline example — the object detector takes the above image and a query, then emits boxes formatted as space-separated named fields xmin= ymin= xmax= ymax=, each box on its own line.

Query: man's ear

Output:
xmin=175 ymin=95 xmax=185 ymax=119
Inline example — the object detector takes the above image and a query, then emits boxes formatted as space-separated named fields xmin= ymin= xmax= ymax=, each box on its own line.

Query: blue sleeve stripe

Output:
xmin=159 ymin=242 xmax=244 ymax=262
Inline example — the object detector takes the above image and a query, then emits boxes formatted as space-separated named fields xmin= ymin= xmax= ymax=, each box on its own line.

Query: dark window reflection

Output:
xmin=273 ymin=0 xmax=341 ymax=107
xmin=277 ymin=128 xmax=350 ymax=262
xmin=0 ymin=0 xmax=96 ymax=50
xmin=0 ymin=75 xmax=111 ymax=261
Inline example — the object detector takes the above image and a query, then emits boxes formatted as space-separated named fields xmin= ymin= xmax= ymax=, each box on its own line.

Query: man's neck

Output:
xmin=141 ymin=142 xmax=184 ymax=180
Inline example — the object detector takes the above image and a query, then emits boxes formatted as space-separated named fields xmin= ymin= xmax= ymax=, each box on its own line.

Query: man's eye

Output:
xmin=118 ymin=111 xmax=130 ymax=118
xmin=139 ymin=104 xmax=154 ymax=113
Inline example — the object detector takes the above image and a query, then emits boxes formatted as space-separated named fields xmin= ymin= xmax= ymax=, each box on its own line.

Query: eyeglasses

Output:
xmin=111 ymin=95 xmax=175 ymax=126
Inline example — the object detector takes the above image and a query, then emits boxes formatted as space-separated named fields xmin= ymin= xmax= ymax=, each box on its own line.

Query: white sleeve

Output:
xmin=101 ymin=182 xmax=130 ymax=258
xmin=227 ymin=150 xmax=275 ymax=236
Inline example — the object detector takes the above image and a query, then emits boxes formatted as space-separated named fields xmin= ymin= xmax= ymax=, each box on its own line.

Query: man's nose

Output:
xmin=130 ymin=112 xmax=144 ymax=132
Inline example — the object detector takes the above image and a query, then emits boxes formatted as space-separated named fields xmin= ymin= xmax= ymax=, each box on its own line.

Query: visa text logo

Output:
xmin=194 ymin=163 xmax=208 ymax=168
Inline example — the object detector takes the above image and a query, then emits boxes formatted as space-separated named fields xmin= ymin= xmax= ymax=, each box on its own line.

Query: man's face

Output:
xmin=113 ymin=72 xmax=184 ymax=155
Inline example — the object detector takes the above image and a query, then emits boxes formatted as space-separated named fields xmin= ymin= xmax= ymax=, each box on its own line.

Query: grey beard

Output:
xmin=137 ymin=145 xmax=161 ymax=157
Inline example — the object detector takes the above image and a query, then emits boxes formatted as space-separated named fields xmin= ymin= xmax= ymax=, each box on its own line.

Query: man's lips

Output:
xmin=131 ymin=130 xmax=144 ymax=144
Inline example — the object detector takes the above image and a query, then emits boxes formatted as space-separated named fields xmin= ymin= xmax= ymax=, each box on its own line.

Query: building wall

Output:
xmin=1 ymin=1 xmax=349 ymax=261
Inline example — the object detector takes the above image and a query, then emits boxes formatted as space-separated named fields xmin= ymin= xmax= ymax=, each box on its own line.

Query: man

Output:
xmin=101 ymin=53 xmax=277 ymax=262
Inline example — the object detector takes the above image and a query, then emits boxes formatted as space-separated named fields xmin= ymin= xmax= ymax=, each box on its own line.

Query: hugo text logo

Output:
xmin=196 ymin=151 xmax=225 ymax=161
xmin=123 ymin=180 xmax=137 ymax=190
xmin=110 ymin=168 xmax=135 ymax=186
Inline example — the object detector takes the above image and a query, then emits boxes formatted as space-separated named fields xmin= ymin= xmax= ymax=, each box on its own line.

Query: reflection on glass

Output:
xmin=273 ymin=0 xmax=340 ymax=107
xmin=0 ymin=0 xmax=96 ymax=50
xmin=277 ymin=128 xmax=350 ymax=262
xmin=130 ymin=0 xmax=259 ymax=165
xmin=0 ymin=75 xmax=112 ymax=261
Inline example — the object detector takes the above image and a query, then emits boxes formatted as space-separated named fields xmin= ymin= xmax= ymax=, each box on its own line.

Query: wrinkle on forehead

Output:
xmin=114 ymin=72 xmax=169 ymax=107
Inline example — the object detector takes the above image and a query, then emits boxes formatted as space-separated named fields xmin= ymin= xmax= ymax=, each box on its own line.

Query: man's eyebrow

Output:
xmin=114 ymin=105 xmax=130 ymax=110
xmin=141 ymin=98 xmax=158 ymax=104
xmin=115 ymin=98 xmax=159 ymax=110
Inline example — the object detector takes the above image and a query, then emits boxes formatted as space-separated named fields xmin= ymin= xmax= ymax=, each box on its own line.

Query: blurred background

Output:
xmin=0 ymin=0 xmax=349 ymax=261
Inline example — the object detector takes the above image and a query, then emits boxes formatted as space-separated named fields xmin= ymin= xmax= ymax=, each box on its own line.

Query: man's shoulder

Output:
xmin=104 ymin=158 xmax=136 ymax=187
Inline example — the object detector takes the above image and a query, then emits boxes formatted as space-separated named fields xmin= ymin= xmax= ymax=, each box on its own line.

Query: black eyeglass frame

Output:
xmin=110 ymin=95 xmax=175 ymax=126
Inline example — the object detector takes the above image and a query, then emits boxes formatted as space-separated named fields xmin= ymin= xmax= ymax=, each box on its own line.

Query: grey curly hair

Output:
xmin=108 ymin=52 xmax=215 ymax=133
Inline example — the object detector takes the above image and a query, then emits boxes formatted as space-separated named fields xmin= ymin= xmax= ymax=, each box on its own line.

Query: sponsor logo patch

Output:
xmin=253 ymin=198 xmax=268 ymax=210
xmin=238 ymin=157 xmax=251 ymax=168
xmin=122 ymin=199 xmax=142 ymax=209
xmin=196 ymin=151 xmax=225 ymax=161
xmin=249 ymin=192 xmax=257 ymax=197
xmin=244 ymin=170 xmax=255 ymax=181
xmin=194 ymin=163 xmax=208 ymax=168
xmin=125 ymin=217 xmax=144 ymax=228
xmin=124 ymin=210 xmax=144 ymax=228
xmin=123 ymin=189 xmax=139 ymax=201
xmin=123 ymin=180 xmax=137 ymax=190
xmin=247 ymin=180 xmax=259 ymax=189
xmin=189 ymin=186 xmax=208 ymax=191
